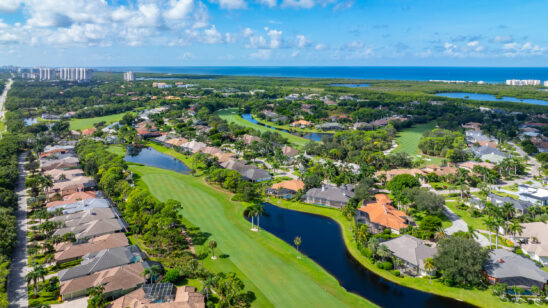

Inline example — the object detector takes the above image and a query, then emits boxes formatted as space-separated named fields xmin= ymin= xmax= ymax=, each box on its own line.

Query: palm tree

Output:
xmin=508 ymin=219 xmax=523 ymax=246
xmin=254 ymin=203 xmax=265 ymax=231
xmin=87 ymin=284 xmax=106 ymax=308
xmin=245 ymin=205 xmax=256 ymax=231
xmin=512 ymin=285 xmax=524 ymax=303
xmin=26 ymin=264 xmax=47 ymax=297
xmin=377 ymin=244 xmax=392 ymax=262
xmin=467 ymin=225 xmax=479 ymax=240
xmin=501 ymin=202 xmax=515 ymax=226
xmin=494 ymin=217 xmax=505 ymax=249
xmin=294 ymin=236 xmax=302 ymax=258
xmin=531 ymin=285 xmax=541 ymax=303
xmin=208 ymin=240 xmax=218 ymax=260
xmin=424 ymin=258 xmax=435 ymax=283
xmin=484 ymin=216 xmax=496 ymax=247
xmin=434 ymin=227 xmax=446 ymax=241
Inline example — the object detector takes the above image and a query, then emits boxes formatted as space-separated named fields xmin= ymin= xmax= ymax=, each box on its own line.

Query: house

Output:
xmin=518 ymin=185 xmax=548 ymax=206
xmin=290 ymin=120 xmax=312 ymax=128
xmin=355 ymin=194 xmax=410 ymax=234
xmin=220 ymin=159 xmax=249 ymax=172
xmin=381 ymin=235 xmax=437 ymax=276
xmin=212 ymin=152 xmax=235 ymax=163
xmin=421 ymin=165 xmax=458 ymax=177
xmin=484 ymin=249 xmax=548 ymax=289
xmin=58 ymin=245 xmax=145 ymax=281
xmin=462 ymin=122 xmax=482 ymax=131
xmin=470 ymin=146 xmax=508 ymax=163
xmin=82 ymin=128 xmax=97 ymax=136
xmin=242 ymin=134 xmax=262 ymax=145
xmin=51 ymin=207 xmax=121 ymax=227
xmin=265 ymin=180 xmax=305 ymax=199
xmin=165 ymin=138 xmax=189 ymax=148
xmin=44 ymin=168 xmax=85 ymax=181
xmin=281 ymin=145 xmax=299 ymax=158
xmin=458 ymin=161 xmax=495 ymax=172
xmin=53 ymin=217 xmax=128 ymax=241
xmin=303 ymin=184 xmax=355 ymax=209
xmin=517 ymin=222 xmax=548 ymax=266
xmin=40 ymin=148 xmax=72 ymax=158
xmin=40 ymin=156 xmax=80 ymax=171
xmin=316 ymin=122 xmax=344 ymax=130
xmin=55 ymin=233 xmax=129 ymax=265
xmin=60 ymin=262 xmax=148 ymax=300
xmin=200 ymin=146 xmax=222 ymax=155
xmin=46 ymin=191 xmax=98 ymax=209
xmin=375 ymin=169 xmax=425 ymax=182
xmin=47 ymin=197 xmax=109 ymax=213
xmin=466 ymin=131 xmax=493 ymax=143
xmin=49 ymin=176 xmax=97 ymax=197
xmin=488 ymin=194 xmax=533 ymax=215
xmin=108 ymin=284 xmax=205 ymax=308
xmin=181 ymin=140 xmax=207 ymax=153
xmin=240 ymin=168 xmax=272 ymax=182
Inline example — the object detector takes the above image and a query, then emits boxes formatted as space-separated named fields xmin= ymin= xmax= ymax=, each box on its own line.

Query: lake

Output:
xmin=24 ymin=118 xmax=38 ymax=126
xmin=125 ymin=146 xmax=190 ymax=174
xmin=253 ymin=203 xmax=472 ymax=308
xmin=241 ymin=114 xmax=332 ymax=142
xmin=329 ymin=83 xmax=370 ymax=88
xmin=435 ymin=92 xmax=548 ymax=106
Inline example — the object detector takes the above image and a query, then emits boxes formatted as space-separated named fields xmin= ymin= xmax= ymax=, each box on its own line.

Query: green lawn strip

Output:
xmin=216 ymin=108 xmax=311 ymax=149
xmin=445 ymin=201 xmax=487 ymax=230
xmin=106 ymin=144 xmax=126 ymax=156
xmin=129 ymin=164 xmax=373 ymax=308
xmin=269 ymin=198 xmax=517 ymax=308
xmin=28 ymin=278 xmax=60 ymax=306
xmin=492 ymin=191 xmax=519 ymax=200
xmin=502 ymin=184 xmax=518 ymax=192
xmin=147 ymin=142 xmax=194 ymax=167
xmin=250 ymin=115 xmax=325 ymax=133
xmin=69 ymin=112 xmax=130 ymax=131
xmin=393 ymin=122 xmax=444 ymax=166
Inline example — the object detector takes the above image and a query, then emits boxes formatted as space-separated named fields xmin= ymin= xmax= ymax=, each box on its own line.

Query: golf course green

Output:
xmin=393 ymin=122 xmax=444 ymax=166
xmin=129 ymin=164 xmax=374 ymax=308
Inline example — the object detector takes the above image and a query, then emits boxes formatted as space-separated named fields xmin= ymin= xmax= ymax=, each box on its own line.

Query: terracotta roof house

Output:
xmin=281 ymin=145 xmax=299 ymax=157
xmin=82 ymin=128 xmax=97 ymax=136
xmin=484 ymin=249 xmax=548 ymax=289
xmin=458 ymin=161 xmax=495 ymax=171
xmin=58 ymin=245 xmax=145 ymax=281
xmin=266 ymin=180 xmax=305 ymax=199
xmin=242 ymin=134 xmax=262 ymax=145
xmin=421 ymin=165 xmax=458 ymax=177
xmin=517 ymin=222 xmax=548 ymax=266
xmin=375 ymin=169 xmax=425 ymax=182
xmin=54 ymin=217 xmax=128 ymax=241
xmin=108 ymin=284 xmax=205 ymax=308
xmin=356 ymin=194 xmax=410 ymax=234
xmin=60 ymin=262 xmax=147 ymax=300
xmin=165 ymin=138 xmax=189 ymax=148
xmin=303 ymin=184 xmax=354 ymax=209
xmin=382 ymin=235 xmax=437 ymax=276
xmin=46 ymin=191 xmax=97 ymax=208
xmin=290 ymin=120 xmax=312 ymax=128
xmin=55 ymin=233 xmax=129 ymax=265
xmin=40 ymin=148 xmax=72 ymax=158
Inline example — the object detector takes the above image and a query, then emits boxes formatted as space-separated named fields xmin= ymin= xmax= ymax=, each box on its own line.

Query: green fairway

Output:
xmin=69 ymin=112 xmax=129 ymax=131
xmin=216 ymin=108 xmax=311 ymax=149
xmin=129 ymin=164 xmax=374 ymax=308
xmin=393 ymin=122 xmax=444 ymax=166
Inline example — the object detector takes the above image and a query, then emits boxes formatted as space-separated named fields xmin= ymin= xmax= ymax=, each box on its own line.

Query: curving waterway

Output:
xmin=435 ymin=92 xmax=548 ymax=106
xmin=124 ymin=146 xmax=475 ymax=308
xmin=241 ymin=114 xmax=332 ymax=142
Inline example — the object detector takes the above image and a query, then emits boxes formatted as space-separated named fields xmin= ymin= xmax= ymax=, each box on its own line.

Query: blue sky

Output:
xmin=0 ymin=0 xmax=546 ymax=67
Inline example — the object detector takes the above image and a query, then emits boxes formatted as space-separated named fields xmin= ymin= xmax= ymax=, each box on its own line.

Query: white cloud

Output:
xmin=291 ymin=50 xmax=300 ymax=57
xmin=250 ymin=49 xmax=272 ymax=59
xmin=314 ymin=43 xmax=327 ymax=50
xmin=281 ymin=0 xmax=315 ymax=8
xmin=0 ymin=0 xmax=22 ymax=12
xmin=258 ymin=0 xmax=277 ymax=7
xmin=296 ymin=34 xmax=311 ymax=48
xmin=203 ymin=25 xmax=224 ymax=44
xmin=164 ymin=0 xmax=194 ymax=20
xmin=243 ymin=27 xmax=254 ymax=38
xmin=493 ymin=35 xmax=513 ymax=43
xmin=211 ymin=0 xmax=247 ymax=9
xmin=245 ymin=27 xmax=284 ymax=49
xmin=267 ymin=29 xmax=282 ymax=48
xmin=179 ymin=52 xmax=194 ymax=60
xmin=467 ymin=40 xmax=479 ymax=47
xmin=503 ymin=42 xmax=545 ymax=57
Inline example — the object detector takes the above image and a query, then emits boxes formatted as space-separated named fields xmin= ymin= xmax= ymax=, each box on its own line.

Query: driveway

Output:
xmin=443 ymin=204 xmax=490 ymax=247
xmin=51 ymin=297 xmax=88 ymax=308
xmin=7 ymin=154 xmax=29 ymax=308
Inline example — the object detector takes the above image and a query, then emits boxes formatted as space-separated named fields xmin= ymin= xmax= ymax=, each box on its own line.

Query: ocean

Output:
xmin=93 ymin=66 xmax=548 ymax=83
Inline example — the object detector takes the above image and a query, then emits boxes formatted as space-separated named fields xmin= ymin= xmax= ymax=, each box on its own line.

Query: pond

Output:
xmin=328 ymin=83 xmax=370 ymax=88
xmin=252 ymin=203 xmax=474 ymax=308
xmin=241 ymin=114 xmax=332 ymax=142
xmin=24 ymin=118 xmax=38 ymax=126
xmin=435 ymin=92 xmax=548 ymax=106
xmin=125 ymin=146 xmax=190 ymax=174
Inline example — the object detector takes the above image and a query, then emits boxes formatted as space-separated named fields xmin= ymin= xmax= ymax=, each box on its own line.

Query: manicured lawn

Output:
xmin=216 ymin=108 xmax=312 ymax=149
xmin=492 ymin=191 xmax=519 ymax=200
xmin=393 ymin=122 xmax=444 ymax=166
xmin=445 ymin=201 xmax=487 ymax=230
xmin=69 ymin=112 xmax=129 ymax=131
xmin=129 ymin=164 xmax=374 ymax=308
xmin=106 ymin=144 xmax=126 ymax=157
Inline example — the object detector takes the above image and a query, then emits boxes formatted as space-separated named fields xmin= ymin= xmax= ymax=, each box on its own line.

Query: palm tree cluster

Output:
xmin=245 ymin=203 xmax=265 ymax=232
xmin=483 ymin=202 xmax=523 ymax=248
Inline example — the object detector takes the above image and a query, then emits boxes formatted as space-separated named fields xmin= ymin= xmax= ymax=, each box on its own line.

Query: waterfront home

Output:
xmin=265 ymin=180 xmax=305 ymax=199
xmin=355 ymin=194 xmax=410 ymax=234
xmin=46 ymin=191 xmax=98 ymax=209
xmin=381 ymin=235 xmax=437 ymax=276
xmin=242 ymin=134 xmax=262 ymax=145
xmin=212 ymin=151 xmax=235 ymax=163
xmin=181 ymin=140 xmax=207 ymax=153
xmin=281 ymin=145 xmax=299 ymax=158
xmin=316 ymin=122 xmax=344 ymax=130
xmin=164 ymin=137 xmax=189 ymax=148
xmin=53 ymin=217 xmax=128 ymax=241
xmin=60 ymin=262 xmax=147 ymax=300
xmin=58 ymin=245 xmax=145 ymax=281
xmin=55 ymin=233 xmax=129 ymax=265
xmin=290 ymin=120 xmax=312 ymax=128
xmin=488 ymin=193 xmax=533 ymax=215
xmin=302 ymin=184 xmax=354 ymax=209
xmin=47 ymin=197 xmax=109 ymax=213
xmin=108 ymin=284 xmax=205 ymax=308
xmin=240 ymin=168 xmax=272 ymax=182
xmin=518 ymin=184 xmax=548 ymax=206
xmin=517 ymin=222 xmax=548 ymax=266
xmin=484 ymin=249 xmax=548 ymax=289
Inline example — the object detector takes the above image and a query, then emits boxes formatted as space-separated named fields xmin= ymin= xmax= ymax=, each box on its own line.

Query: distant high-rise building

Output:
xmin=124 ymin=71 xmax=136 ymax=82
xmin=544 ymin=81 xmax=548 ymax=87
xmin=506 ymin=79 xmax=541 ymax=86
xmin=39 ymin=68 xmax=55 ymax=80
xmin=58 ymin=68 xmax=91 ymax=81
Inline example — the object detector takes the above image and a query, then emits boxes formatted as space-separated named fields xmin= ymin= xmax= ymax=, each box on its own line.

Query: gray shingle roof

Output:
xmin=489 ymin=194 xmax=533 ymax=212
xmin=240 ymin=168 xmax=271 ymax=181
xmin=58 ymin=245 xmax=144 ymax=281
xmin=382 ymin=234 xmax=437 ymax=270
xmin=471 ymin=145 xmax=507 ymax=157
xmin=485 ymin=249 xmax=548 ymax=287
xmin=304 ymin=185 xmax=354 ymax=203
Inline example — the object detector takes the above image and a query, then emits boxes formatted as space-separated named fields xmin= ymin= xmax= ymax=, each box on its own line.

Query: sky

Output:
xmin=0 ymin=0 xmax=547 ymax=67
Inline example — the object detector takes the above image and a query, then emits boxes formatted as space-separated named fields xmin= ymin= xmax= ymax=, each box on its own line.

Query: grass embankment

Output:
xmin=393 ymin=122 xmax=444 ymax=166
xmin=129 ymin=164 xmax=374 ymax=308
xmin=69 ymin=112 xmax=129 ymax=131
xmin=251 ymin=115 xmax=323 ymax=133
xmin=216 ymin=108 xmax=311 ymax=149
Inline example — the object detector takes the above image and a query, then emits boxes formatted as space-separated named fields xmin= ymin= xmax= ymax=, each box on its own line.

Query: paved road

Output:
xmin=0 ymin=78 xmax=13 ymax=129
xmin=7 ymin=154 xmax=29 ymax=308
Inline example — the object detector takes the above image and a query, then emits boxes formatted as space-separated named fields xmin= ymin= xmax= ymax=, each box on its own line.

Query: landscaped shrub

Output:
xmin=392 ymin=270 xmax=400 ymax=276
xmin=376 ymin=261 xmax=393 ymax=270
